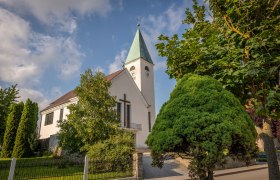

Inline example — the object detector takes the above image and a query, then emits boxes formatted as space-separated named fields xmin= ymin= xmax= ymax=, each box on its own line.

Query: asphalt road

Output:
xmin=143 ymin=153 xmax=270 ymax=180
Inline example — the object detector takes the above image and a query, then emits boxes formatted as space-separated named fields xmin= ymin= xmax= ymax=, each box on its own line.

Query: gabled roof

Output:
xmin=41 ymin=69 xmax=124 ymax=112
xmin=125 ymin=28 xmax=153 ymax=64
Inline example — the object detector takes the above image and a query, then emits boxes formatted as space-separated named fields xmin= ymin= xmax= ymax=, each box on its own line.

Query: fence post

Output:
xmin=8 ymin=157 xmax=16 ymax=180
xmin=83 ymin=155 xmax=88 ymax=180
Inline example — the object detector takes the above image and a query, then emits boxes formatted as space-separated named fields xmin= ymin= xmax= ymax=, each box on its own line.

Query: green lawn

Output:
xmin=0 ymin=157 xmax=132 ymax=179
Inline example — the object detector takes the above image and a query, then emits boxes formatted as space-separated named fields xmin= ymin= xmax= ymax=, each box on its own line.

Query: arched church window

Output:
xmin=145 ymin=66 xmax=149 ymax=71
xmin=130 ymin=66 xmax=135 ymax=71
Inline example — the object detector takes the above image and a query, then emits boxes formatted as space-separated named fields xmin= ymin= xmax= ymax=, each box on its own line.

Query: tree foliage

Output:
xmin=57 ymin=118 xmax=84 ymax=154
xmin=157 ymin=0 xmax=280 ymax=109
xmin=156 ymin=0 xmax=280 ymax=178
xmin=87 ymin=130 xmax=134 ymax=173
xmin=1 ymin=102 xmax=24 ymax=158
xmin=58 ymin=69 xmax=120 ymax=153
xmin=146 ymin=74 xmax=257 ymax=180
xmin=0 ymin=85 xmax=19 ymax=145
xmin=12 ymin=99 xmax=38 ymax=158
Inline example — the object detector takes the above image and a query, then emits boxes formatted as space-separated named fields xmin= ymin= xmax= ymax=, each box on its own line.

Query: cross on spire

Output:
xmin=137 ymin=17 xmax=141 ymax=29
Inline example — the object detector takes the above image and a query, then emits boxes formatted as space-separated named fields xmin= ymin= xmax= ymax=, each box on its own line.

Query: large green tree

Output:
xmin=1 ymin=102 xmax=24 ymax=158
xmin=0 ymin=85 xmax=19 ymax=145
xmin=12 ymin=99 xmax=38 ymax=158
xmin=58 ymin=69 xmax=120 ymax=152
xmin=146 ymin=74 xmax=257 ymax=180
xmin=156 ymin=0 xmax=280 ymax=179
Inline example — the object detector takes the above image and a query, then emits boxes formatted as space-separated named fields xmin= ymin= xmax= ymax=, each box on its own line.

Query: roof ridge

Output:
xmin=50 ymin=90 xmax=74 ymax=105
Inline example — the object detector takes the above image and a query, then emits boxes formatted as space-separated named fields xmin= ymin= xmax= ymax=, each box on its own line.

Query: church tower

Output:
xmin=125 ymin=25 xmax=155 ymax=128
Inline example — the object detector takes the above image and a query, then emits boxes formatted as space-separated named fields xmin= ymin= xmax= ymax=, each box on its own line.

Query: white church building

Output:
xmin=39 ymin=27 xmax=155 ymax=151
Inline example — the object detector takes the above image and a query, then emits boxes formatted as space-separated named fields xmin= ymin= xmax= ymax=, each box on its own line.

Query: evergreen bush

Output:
xmin=12 ymin=99 xmax=38 ymax=158
xmin=1 ymin=102 xmax=24 ymax=157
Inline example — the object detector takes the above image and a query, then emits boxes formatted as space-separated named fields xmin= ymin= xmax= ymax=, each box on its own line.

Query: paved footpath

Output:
xmin=143 ymin=153 xmax=271 ymax=180
xmin=143 ymin=153 xmax=189 ymax=179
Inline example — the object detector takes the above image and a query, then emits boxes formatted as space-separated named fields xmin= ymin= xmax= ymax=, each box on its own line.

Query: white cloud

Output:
xmin=0 ymin=8 xmax=37 ymax=84
xmin=51 ymin=87 xmax=63 ymax=98
xmin=94 ymin=66 xmax=105 ymax=73
xmin=166 ymin=5 xmax=185 ymax=33
xmin=57 ymin=18 xmax=77 ymax=34
xmin=0 ymin=0 xmax=112 ymax=33
xmin=0 ymin=8 xmax=84 ymax=109
xmin=0 ymin=8 xmax=84 ymax=83
xmin=141 ymin=15 xmax=166 ymax=70
xmin=109 ymin=49 xmax=127 ymax=74
xmin=54 ymin=37 xmax=84 ymax=80
xmin=19 ymin=88 xmax=50 ymax=110
xmin=142 ymin=15 xmax=167 ymax=42
xmin=140 ymin=4 xmax=185 ymax=70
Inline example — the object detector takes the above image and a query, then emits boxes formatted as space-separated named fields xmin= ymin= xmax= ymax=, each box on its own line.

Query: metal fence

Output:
xmin=87 ymin=156 xmax=133 ymax=180
xmin=0 ymin=156 xmax=133 ymax=180
xmin=0 ymin=158 xmax=11 ymax=179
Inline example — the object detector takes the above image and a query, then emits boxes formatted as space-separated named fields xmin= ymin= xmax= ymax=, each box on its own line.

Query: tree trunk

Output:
xmin=260 ymin=120 xmax=280 ymax=180
xmin=206 ymin=170 xmax=214 ymax=180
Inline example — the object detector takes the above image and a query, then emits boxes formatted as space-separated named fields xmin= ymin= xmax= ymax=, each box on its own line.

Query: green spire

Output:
xmin=125 ymin=27 xmax=153 ymax=64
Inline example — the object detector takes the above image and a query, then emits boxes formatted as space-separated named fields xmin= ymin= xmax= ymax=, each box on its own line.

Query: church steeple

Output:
xmin=124 ymin=25 xmax=156 ymax=136
xmin=125 ymin=26 xmax=153 ymax=64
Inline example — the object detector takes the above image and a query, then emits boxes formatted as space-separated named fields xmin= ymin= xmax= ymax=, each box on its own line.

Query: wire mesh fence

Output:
xmin=88 ymin=157 xmax=133 ymax=180
xmin=0 ymin=156 xmax=134 ymax=180
xmin=0 ymin=158 xmax=11 ymax=179
xmin=1 ymin=157 xmax=84 ymax=179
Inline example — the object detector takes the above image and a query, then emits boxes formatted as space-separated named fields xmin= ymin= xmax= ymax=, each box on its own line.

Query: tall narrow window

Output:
xmin=117 ymin=102 xmax=121 ymax=121
xmin=45 ymin=112 xmax=54 ymax=125
xmin=148 ymin=112 xmax=151 ymax=132
xmin=59 ymin=109 xmax=64 ymax=121
xmin=127 ymin=104 xmax=131 ymax=128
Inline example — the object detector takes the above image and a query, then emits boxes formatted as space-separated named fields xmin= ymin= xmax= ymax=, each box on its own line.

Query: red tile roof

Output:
xmin=105 ymin=69 xmax=124 ymax=81
xmin=41 ymin=69 xmax=124 ymax=112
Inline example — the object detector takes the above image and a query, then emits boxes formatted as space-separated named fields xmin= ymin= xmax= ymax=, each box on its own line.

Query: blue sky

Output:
xmin=0 ymin=0 xmax=195 ymax=113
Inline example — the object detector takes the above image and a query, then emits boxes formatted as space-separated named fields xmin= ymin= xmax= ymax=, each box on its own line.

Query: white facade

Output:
xmin=39 ymin=98 xmax=76 ymax=139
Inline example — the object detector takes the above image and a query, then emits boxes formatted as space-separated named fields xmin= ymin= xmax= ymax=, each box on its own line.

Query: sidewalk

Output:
xmin=147 ymin=163 xmax=269 ymax=180
xmin=214 ymin=163 xmax=268 ymax=177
